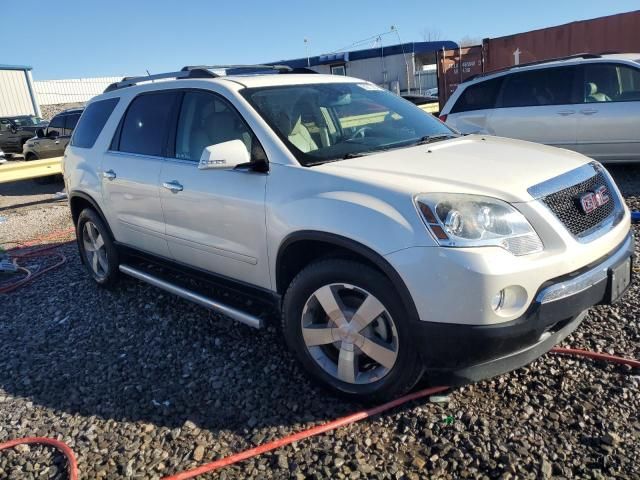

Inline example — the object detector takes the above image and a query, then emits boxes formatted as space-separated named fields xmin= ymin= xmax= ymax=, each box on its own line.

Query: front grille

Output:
xmin=541 ymin=171 xmax=615 ymax=237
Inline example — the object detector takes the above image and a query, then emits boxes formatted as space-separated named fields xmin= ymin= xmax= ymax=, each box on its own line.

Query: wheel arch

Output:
xmin=69 ymin=191 xmax=115 ymax=240
xmin=276 ymin=231 xmax=419 ymax=322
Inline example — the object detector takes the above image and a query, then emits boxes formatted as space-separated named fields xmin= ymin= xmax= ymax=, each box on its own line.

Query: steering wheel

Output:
xmin=350 ymin=126 xmax=373 ymax=140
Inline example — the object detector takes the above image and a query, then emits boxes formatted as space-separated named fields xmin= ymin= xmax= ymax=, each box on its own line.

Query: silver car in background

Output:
xmin=440 ymin=53 xmax=640 ymax=163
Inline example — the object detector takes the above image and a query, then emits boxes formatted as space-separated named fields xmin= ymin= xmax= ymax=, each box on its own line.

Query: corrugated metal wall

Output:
xmin=33 ymin=77 xmax=122 ymax=105
xmin=311 ymin=53 xmax=417 ymax=92
xmin=484 ymin=10 xmax=640 ymax=71
xmin=0 ymin=69 xmax=36 ymax=116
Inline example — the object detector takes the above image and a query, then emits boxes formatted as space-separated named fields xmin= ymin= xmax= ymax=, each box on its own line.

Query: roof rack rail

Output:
xmin=181 ymin=64 xmax=293 ymax=73
xmin=104 ymin=69 xmax=218 ymax=93
xmin=463 ymin=53 xmax=602 ymax=83
xmin=103 ymin=63 xmax=317 ymax=93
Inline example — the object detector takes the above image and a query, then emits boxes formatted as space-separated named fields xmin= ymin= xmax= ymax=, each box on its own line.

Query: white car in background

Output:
xmin=0 ymin=149 xmax=6 ymax=164
xmin=64 ymin=66 xmax=632 ymax=401
xmin=440 ymin=53 xmax=640 ymax=163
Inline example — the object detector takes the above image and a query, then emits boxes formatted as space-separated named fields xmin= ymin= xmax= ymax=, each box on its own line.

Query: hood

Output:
xmin=316 ymin=135 xmax=589 ymax=203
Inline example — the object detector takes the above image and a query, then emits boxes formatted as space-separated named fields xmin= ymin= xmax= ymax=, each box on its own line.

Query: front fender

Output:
xmin=266 ymin=163 xmax=436 ymax=285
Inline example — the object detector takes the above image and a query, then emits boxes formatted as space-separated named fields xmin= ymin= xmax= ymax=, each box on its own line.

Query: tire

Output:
xmin=25 ymin=153 xmax=38 ymax=161
xmin=282 ymin=258 xmax=423 ymax=402
xmin=76 ymin=208 xmax=119 ymax=288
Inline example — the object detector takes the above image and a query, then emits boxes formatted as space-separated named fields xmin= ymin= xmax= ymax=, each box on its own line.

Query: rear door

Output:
xmin=101 ymin=91 xmax=180 ymax=257
xmin=488 ymin=66 xmax=579 ymax=150
xmin=56 ymin=112 xmax=81 ymax=156
xmin=159 ymin=90 xmax=270 ymax=289
xmin=575 ymin=62 xmax=640 ymax=162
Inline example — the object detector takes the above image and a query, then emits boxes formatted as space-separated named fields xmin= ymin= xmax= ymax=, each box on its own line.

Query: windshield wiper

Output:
xmin=411 ymin=133 xmax=458 ymax=146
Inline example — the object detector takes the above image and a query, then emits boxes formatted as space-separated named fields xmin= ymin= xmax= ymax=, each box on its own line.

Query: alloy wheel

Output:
xmin=82 ymin=221 xmax=108 ymax=279
xmin=301 ymin=283 xmax=399 ymax=385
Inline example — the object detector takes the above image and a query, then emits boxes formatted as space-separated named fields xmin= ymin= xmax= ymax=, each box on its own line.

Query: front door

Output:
xmin=101 ymin=91 xmax=180 ymax=258
xmin=0 ymin=119 xmax=20 ymax=153
xmin=488 ymin=66 xmax=579 ymax=150
xmin=159 ymin=90 xmax=270 ymax=289
xmin=576 ymin=63 xmax=640 ymax=163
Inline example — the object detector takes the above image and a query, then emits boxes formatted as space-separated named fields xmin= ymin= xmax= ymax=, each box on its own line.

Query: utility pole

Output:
xmin=304 ymin=38 xmax=310 ymax=67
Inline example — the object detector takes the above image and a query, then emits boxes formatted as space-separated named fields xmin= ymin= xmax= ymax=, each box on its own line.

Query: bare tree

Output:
xmin=458 ymin=35 xmax=482 ymax=47
xmin=421 ymin=28 xmax=443 ymax=42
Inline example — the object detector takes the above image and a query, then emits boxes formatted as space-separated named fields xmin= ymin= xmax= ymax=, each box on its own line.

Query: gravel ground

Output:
xmin=1 ymin=170 xmax=639 ymax=480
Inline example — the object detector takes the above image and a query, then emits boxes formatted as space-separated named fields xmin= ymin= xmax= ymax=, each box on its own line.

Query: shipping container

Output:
xmin=437 ymin=10 xmax=640 ymax=108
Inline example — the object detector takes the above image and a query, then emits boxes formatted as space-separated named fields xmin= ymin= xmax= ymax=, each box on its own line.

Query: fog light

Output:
xmin=491 ymin=290 xmax=505 ymax=311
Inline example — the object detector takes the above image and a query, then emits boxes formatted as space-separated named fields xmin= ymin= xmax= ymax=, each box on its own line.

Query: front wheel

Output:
xmin=76 ymin=208 xmax=119 ymax=287
xmin=282 ymin=259 xmax=423 ymax=402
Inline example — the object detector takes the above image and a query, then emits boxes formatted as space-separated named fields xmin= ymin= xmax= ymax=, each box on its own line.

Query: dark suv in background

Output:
xmin=23 ymin=108 xmax=83 ymax=160
xmin=0 ymin=115 xmax=48 ymax=156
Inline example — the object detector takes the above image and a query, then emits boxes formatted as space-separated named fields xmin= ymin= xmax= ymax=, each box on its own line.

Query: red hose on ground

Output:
xmin=0 ymin=227 xmax=75 ymax=294
xmin=161 ymin=385 xmax=450 ymax=480
xmin=550 ymin=346 xmax=640 ymax=368
xmin=0 ymin=437 xmax=79 ymax=480
xmin=0 ymin=343 xmax=637 ymax=479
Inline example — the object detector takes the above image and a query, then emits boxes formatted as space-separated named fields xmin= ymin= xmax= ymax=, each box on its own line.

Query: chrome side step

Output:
xmin=119 ymin=264 xmax=264 ymax=329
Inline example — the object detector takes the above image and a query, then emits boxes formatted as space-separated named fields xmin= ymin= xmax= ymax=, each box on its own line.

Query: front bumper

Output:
xmin=412 ymin=231 xmax=634 ymax=385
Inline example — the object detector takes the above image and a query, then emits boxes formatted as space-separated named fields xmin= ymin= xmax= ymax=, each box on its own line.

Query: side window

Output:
xmin=450 ymin=77 xmax=503 ymax=113
xmin=72 ymin=98 xmax=119 ymax=149
xmin=63 ymin=113 xmax=80 ymax=136
xmin=500 ymin=67 xmax=575 ymax=108
xmin=117 ymin=92 xmax=179 ymax=156
xmin=583 ymin=64 xmax=640 ymax=103
xmin=174 ymin=91 xmax=253 ymax=162
xmin=0 ymin=120 xmax=10 ymax=132
xmin=48 ymin=114 xmax=65 ymax=137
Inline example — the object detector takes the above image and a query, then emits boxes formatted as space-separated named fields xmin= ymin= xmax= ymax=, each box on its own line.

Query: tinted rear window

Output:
xmin=116 ymin=92 xmax=179 ymax=156
xmin=49 ymin=114 xmax=65 ymax=130
xmin=500 ymin=67 xmax=575 ymax=107
xmin=71 ymin=98 xmax=119 ymax=148
xmin=65 ymin=113 xmax=80 ymax=131
xmin=451 ymin=77 xmax=503 ymax=113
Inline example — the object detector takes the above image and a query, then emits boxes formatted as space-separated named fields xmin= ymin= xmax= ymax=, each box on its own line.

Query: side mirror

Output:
xmin=36 ymin=128 xmax=45 ymax=138
xmin=10 ymin=125 xmax=19 ymax=133
xmin=198 ymin=139 xmax=250 ymax=170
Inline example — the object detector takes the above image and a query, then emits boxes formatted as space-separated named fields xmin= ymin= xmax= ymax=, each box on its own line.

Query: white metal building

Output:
xmin=0 ymin=64 xmax=41 ymax=117
xmin=33 ymin=77 xmax=122 ymax=106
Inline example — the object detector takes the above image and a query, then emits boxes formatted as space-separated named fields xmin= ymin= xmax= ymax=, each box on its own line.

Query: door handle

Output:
xmin=54 ymin=140 xmax=60 ymax=144
xmin=580 ymin=109 xmax=598 ymax=115
xmin=102 ymin=169 xmax=116 ymax=180
xmin=163 ymin=180 xmax=183 ymax=193
xmin=557 ymin=110 xmax=576 ymax=116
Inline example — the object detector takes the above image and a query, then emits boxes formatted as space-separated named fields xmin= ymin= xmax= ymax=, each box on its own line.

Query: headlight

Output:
xmin=415 ymin=193 xmax=543 ymax=255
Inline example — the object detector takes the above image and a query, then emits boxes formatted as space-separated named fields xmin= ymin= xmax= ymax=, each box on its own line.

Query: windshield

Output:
xmin=12 ymin=116 xmax=44 ymax=126
xmin=242 ymin=82 xmax=455 ymax=166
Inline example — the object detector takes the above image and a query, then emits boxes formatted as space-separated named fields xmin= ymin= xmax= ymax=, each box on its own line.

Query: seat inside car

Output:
xmin=279 ymin=100 xmax=320 ymax=153
xmin=188 ymin=101 xmax=250 ymax=160
xmin=585 ymin=82 xmax=611 ymax=102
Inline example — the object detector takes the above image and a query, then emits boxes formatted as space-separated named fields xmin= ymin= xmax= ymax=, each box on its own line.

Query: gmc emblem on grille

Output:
xmin=579 ymin=185 xmax=610 ymax=214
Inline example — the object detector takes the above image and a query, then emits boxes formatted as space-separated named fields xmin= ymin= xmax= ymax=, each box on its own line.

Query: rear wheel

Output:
xmin=25 ymin=152 xmax=38 ymax=161
xmin=282 ymin=259 xmax=423 ymax=402
xmin=76 ymin=208 xmax=119 ymax=287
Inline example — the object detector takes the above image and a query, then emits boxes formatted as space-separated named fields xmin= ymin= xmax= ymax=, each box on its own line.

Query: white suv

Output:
xmin=440 ymin=53 xmax=640 ymax=163
xmin=64 ymin=65 xmax=633 ymax=401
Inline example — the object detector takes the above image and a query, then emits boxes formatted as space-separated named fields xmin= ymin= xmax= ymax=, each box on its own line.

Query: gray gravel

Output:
xmin=1 ymin=171 xmax=639 ymax=479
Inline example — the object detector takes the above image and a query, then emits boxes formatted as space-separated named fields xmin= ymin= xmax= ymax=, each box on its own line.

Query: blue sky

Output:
xmin=3 ymin=1 xmax=638 ymax=79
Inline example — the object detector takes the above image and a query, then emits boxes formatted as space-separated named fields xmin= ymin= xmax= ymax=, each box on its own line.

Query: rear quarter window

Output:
xmin=450 ymin=77 xmax=504 ymax=113
xmin=71 ymin=98 xmax=119 ymax=149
